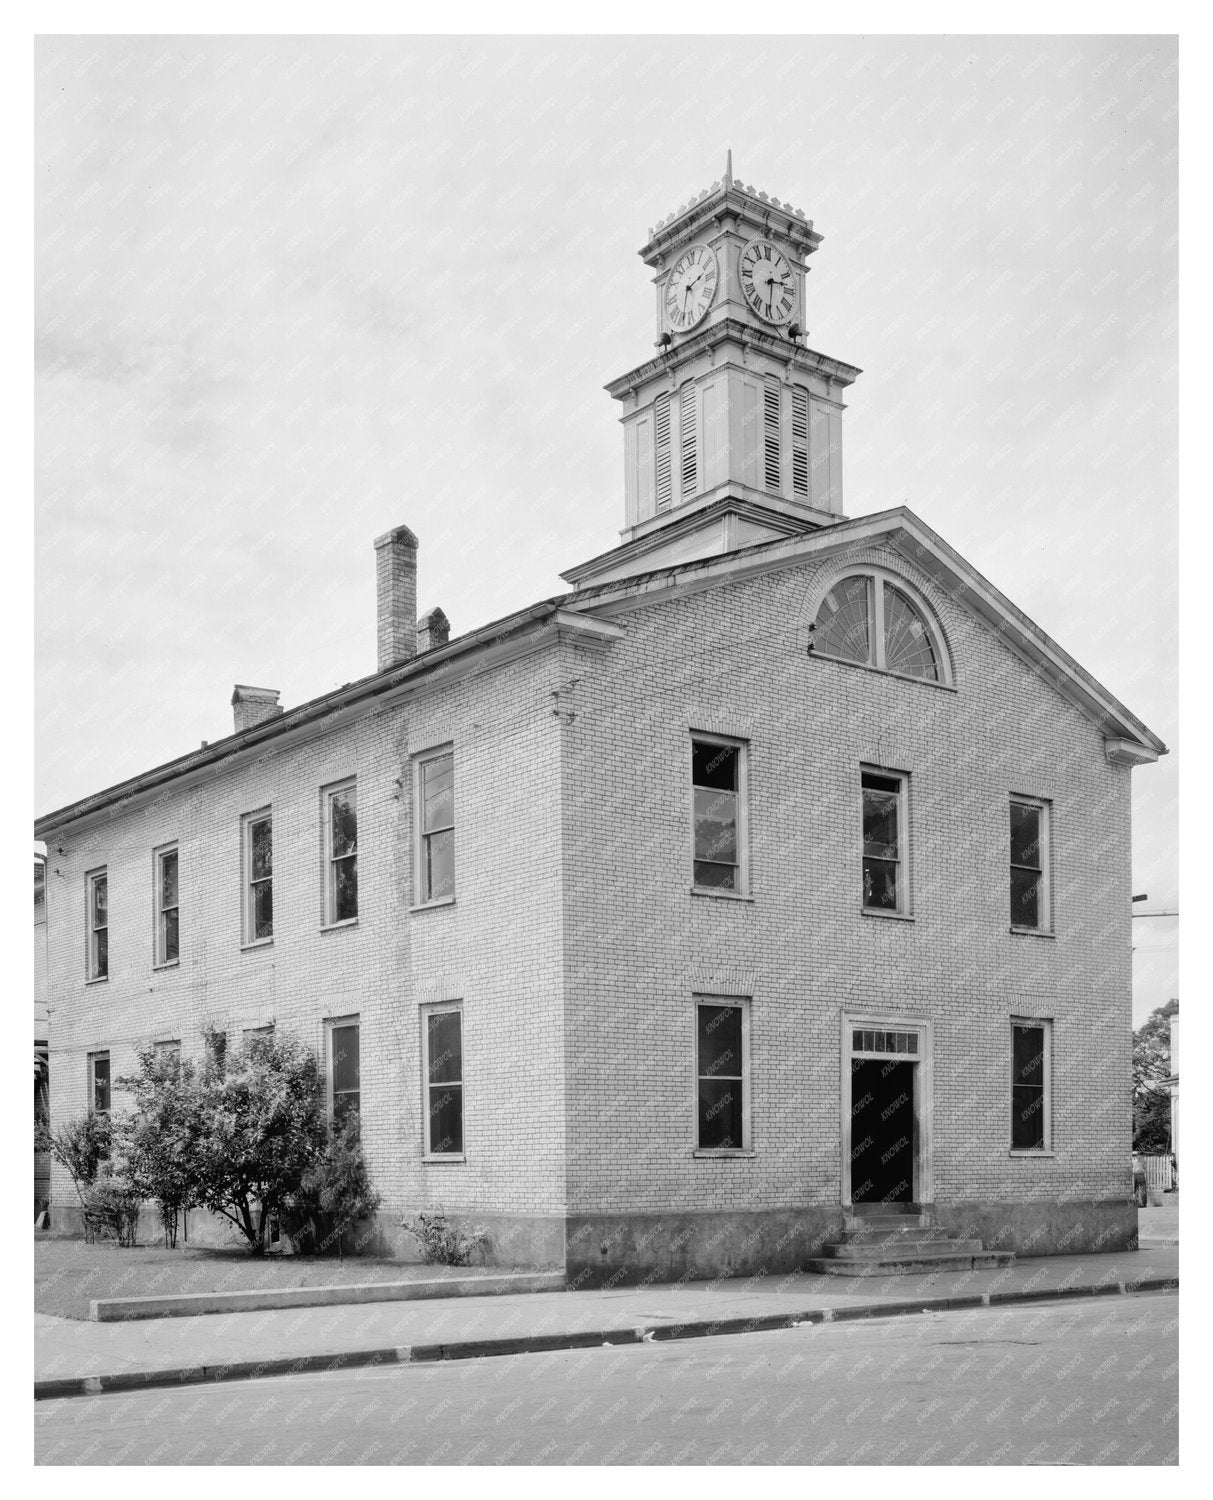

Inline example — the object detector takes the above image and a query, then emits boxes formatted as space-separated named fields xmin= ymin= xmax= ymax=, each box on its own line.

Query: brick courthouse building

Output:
xmin=36 ymin=166 xmax=1165 ymax=1281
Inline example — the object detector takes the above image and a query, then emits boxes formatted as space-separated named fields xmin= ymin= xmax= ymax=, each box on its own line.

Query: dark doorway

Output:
xmin=850 ymin=1058 xmax=915 ymax=1204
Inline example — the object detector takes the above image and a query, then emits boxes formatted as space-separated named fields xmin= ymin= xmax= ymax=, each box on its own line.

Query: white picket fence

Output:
xmin=1139 ymin=1154 xmax=1173 ymax=1191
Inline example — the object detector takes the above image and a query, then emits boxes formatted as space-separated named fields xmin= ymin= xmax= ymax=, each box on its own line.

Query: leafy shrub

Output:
xmin=81 ymin=1177 xmax=142 ymax=1247
xmin=402 ymin=1212 xmax=489 ymax=1267
xmin=39 ymin=1112 xmax=113 ymax=1224
xmin=116 ymin=1046 xmax=203 ymax=1247
xmin=191 ymin=1029 xmax=327 ymax=1254
xmin=285 ymin=1112 xmax=382 ymax=1258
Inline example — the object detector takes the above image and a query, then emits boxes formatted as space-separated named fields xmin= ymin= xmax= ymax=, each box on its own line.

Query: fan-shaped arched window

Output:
xmin=812 ymin=572 xmax=948 ymax=684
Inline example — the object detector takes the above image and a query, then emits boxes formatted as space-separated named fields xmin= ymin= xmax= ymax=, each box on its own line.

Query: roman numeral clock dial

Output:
xmin=663 ymin=244 xmax=718 ymax=333
xmin=739 ymin=238 xmax=796 ymax=325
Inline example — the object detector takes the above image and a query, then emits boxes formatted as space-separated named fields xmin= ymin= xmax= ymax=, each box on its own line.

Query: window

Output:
xmin=329 ymin=1019 xmax=361 ymax=1129
xmin=1010 ymin=797 xmax=1051 ymax=931
xmin=696 ymin=1000 xmax=749 ymax=1151
xmin=812 ymin=572 xmax=946 ymax=683
xmin=206 ymin=1031 xmax=227 ymax=1077
xmin=862 ymin=767 xmax=909 ymax=914
xmin=654 ymin=393 xmax=672 ymax=512
xmin=1011 ymin=1020 xmax=1051 ymax=1150
xmin=86 ymin=869 xmax=108 ymax=980
xmin=692 ymin=735 xmax=747 ymax=893
xmin=89 ymin=1051 xmax=110 ymax=1113
xmin=242 ymin=811 xmax=273 ymax=943
xmin=324 ymin=782 xmax=358 ymax=924
xmin=153 ymin=1040 xmax=181 ymax=1076
xmin=763 ymin=376 xmax=781 ymax=491
xmin=243 ymin=1025 xmax=273 ymax=1050
xmin=791 ymin=387 xmax=809 ymax=499
xmin=155 ymin=845 xmax=179 ymax=965
xmin=415 ymin=750 xmax=455 ymax=904
xmin=680 ymin=382 xmax=697 ymax=497
xmin=424 ymin=1007 xmax=463 ymax=1156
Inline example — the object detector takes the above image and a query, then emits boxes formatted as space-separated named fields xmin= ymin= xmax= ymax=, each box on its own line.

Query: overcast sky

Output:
xmin=34 ymin=34 xmax=1177 ymax=1019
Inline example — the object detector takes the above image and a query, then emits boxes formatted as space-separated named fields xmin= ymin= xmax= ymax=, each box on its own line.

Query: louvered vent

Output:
xmin=763 ymin=377 xmax=781 ymax=492
xmin=654 ymin=393 xmax=672 ymax=512
xmin=680 ymin=384 xmax=697 ymax=497
xmin=792 ymin=387 xmax=809 ymax=499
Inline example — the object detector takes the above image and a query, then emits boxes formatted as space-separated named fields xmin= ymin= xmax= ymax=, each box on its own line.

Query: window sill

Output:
xmin=861 ymin=908 xmax=914 ymax=923
xmin=690 ymin=887 xmax=753 ymax=903
xmin=422 ymin=1152 xmax=466 ymax=1164
xmin=320 ymin=919 xmax=359 ymax=934
xmin=84 ymin=975 xmax=109 ymax=986
xmin=693 ymin=1149 xmax=756 ymax=1159
xmin=240 ymin=938 xmax=274 ymax=952
xmin=1009 ymin=1149 xmax=1056 ymax=1158
xmin=809 ymin=651 xmax=958 ymax=693
xmin=1009 ymin=926 xmax=1055 ymax=939
xmin=152 ymin=960 xmax=180 ymax=973
xmin=410 ymin=897 xmax=456 ymax=913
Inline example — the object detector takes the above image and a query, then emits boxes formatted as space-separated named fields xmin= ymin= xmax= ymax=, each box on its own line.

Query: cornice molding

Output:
xmin=605 ymin=318 xmax=862 ymax=401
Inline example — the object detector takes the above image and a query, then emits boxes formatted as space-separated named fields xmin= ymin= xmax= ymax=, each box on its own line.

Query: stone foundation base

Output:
xmin=564 ymin=1208 xmax=846 ymax=1289
xmin=40 ymin=1198 xmax=1137 ymax=1279
xmin=43 ymin=1202 xmax=565 ymax=1269
xmin=931 ymin=1197 xmax=1138 ymax=1257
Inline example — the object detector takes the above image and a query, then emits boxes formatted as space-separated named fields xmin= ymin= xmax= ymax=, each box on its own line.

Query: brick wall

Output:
xmin=561 ymin=542 xmax=1134 ymax=1218
xmin=43 ymin=539 xmax=1139 ymax=1259
xmin=44 ymin=645 xmax=569 ymax=1233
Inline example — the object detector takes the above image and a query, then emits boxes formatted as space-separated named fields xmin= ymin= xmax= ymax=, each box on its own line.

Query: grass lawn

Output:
xmin=35 ymin=1235 xmax=492 ymax=1321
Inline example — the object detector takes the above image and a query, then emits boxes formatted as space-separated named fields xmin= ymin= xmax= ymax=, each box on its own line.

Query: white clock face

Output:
xmin=664 ymin=244 xmax=718 ymax=333
xmin=739 ymin=239 xmax=796 ymax=324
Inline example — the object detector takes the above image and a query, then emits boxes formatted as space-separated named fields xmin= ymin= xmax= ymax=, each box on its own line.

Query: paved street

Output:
xmin=36 ymin=1291 xmax=1177 ymax=1466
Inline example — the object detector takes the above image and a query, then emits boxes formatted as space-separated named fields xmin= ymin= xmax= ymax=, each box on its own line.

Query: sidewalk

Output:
xmin=34 ymin=1244 xmax=1178 ymax=1400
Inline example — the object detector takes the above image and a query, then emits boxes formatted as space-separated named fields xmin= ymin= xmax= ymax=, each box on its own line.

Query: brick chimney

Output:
xmin=416 ymin=606 xmax=450 ymax=654
xmin=374 ymin=524 xmax=419 ymax=672
xmin=231 ymin=685 xmax=283 ymax=734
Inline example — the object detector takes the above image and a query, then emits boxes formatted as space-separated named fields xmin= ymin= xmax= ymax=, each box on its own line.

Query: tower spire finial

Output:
xmin=725 ymin=148 xmax=733 ymax=185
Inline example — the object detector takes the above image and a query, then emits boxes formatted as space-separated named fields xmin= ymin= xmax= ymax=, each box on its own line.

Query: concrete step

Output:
xmin=842 ymin=1214 xmax=931 ymax=1232
xmin=821 ymin=1238 xmax=987 ymax=1261
xmin=837 ymin=1226 xmax=954 ymax=1244
xmin=805 ymin=1251 xmax=1016 ymax=1277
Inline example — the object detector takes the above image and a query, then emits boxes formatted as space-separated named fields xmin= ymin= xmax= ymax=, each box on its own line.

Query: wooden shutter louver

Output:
xmin=680 ymin=383 xmax=697 ymax=498
xmin=763 ymin=377 xmax=781 ymax=492
xmin=654 ymin=393 xmax=672 ymax=512
xmin=792 ymin=387 xmax=809 ymax=499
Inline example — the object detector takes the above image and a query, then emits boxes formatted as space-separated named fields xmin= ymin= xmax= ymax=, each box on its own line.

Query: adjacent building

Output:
xmin=35 ymin=165 xmax=1166 ymax=1280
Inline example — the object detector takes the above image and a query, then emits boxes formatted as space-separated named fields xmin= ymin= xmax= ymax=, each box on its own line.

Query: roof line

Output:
xmin=34 ymin=593 xmax=571 ymax=835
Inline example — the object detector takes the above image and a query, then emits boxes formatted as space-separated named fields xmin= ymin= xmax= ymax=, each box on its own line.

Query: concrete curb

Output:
xmin=35 ymin=1274 xmax=1178 ymax=1401
xmin=89 ymin=1270 xmax=565 ymax=1322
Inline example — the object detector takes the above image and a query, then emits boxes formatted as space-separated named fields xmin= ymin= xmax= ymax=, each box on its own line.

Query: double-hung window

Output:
xmin=324 ymin=781 xmax=358 ymax=925
xmin=155 ymin=845 xmax=179 ymax=965
xmin=861 ymin=767 xmax=909 ymax=914
xmin=89 ymin=1051 xmax=110 ymax=1113
xmin=1010 ymin=796 xmax=1051 ymax=932
xmin=416 ymin=749 xmax=455 ymax=904
xmin=696 ymin=999 xmax=749 ymax=1151
xmin=691 ymin=734 xmax=747 ymax=893
xmin=424 ymin=1006 xmax=463 ymax=1156
xmin=243 ymin=811 xmax=273 ymax=943
xmin=1011 ymin=1019 xmax=1052 ymax=1151
xmin=329 ymin=1018 xmax=361 ymax=1130
xmin=86 ymin=869 xmax=108 ymax=980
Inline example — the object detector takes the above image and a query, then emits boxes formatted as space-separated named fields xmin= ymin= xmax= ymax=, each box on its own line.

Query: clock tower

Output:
xmin=564 ymin=156 xmax=862 ymax=591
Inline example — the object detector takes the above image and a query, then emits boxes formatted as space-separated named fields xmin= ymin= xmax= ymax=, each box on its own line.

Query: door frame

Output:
xmin=840 ymin=1011 xmax=934 ymax=1208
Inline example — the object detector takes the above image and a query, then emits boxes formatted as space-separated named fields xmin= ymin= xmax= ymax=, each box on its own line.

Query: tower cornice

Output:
xmin=605 ymin=317 xmax=863 ymax=402
xmin=641 ymin=174 xmax=823 ymax=265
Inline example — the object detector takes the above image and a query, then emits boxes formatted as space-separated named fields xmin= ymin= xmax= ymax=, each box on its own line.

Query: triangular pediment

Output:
xmin=568 ymin=506 xmax=1166 ymax=763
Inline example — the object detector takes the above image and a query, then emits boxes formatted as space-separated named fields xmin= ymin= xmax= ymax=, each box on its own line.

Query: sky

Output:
xmin=34 ymin=34 xmax=1177 ymax=1021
